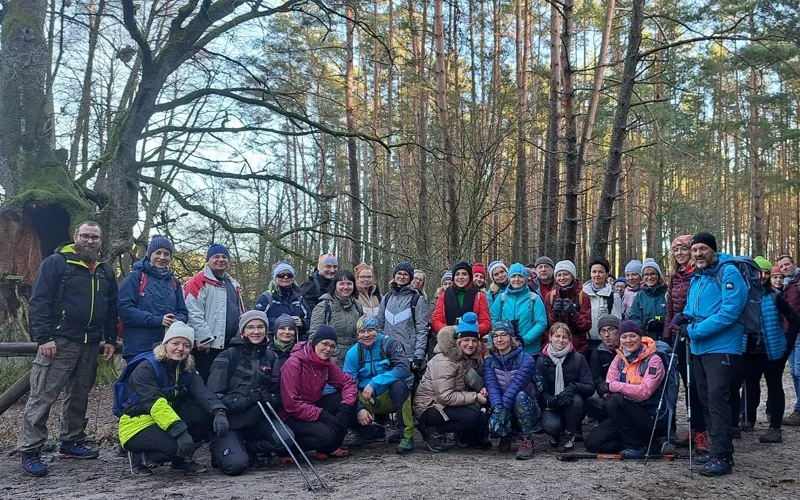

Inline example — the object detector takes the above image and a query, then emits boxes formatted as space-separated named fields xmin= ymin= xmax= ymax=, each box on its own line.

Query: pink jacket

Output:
xmin=605 ymin=338 xmax=664 ymax=403
xmin=279 ymin=341 xmax=357 ymax=422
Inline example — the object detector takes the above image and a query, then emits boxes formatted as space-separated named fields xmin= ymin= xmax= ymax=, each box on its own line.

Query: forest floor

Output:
xmin=1 ymin=378 xmax=799 ymax=499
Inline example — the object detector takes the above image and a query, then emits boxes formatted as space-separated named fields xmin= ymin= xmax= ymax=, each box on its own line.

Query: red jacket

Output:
xmin=279 ymin=341 xmax=357 ymax=422
xmin=783 ymin=273 xmax=800 ymax=331
xmin=545 ymin=282 xmax=592 ymax=353
xmin=664 ymin=265 xmax=694 ymax=340
xmin=431 ymin=288 xmax=492 ymax=336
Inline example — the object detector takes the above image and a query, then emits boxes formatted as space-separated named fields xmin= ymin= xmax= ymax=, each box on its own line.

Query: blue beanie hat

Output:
xmin=207 ymin=243 xmax=230 ymax=261
xmin=393 ymin=261 xmax=415 ymax=278
xmin=273 ymin=262 xmax=296 ymax=280
xmin=625 ymin=259 xmax=643 ymax=276
xmin=614 ymin=276 xmax=627 ymax=284
xmin=493 ymin=320 xmax=514 ymax=334
xmin=312 ymin=325 xmax=338 ymax=347
xmin=508 ymin=262 xmax=528 ymax=278
xmin=456 ymin=312 xmax=480 ymax=339
xmin=357 ymin=315 xmax=380 ymax=332
xmin=147 ymin=235 xmax=173 ymax=257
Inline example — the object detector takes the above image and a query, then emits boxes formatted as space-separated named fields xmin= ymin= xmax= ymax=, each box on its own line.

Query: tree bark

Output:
xmin=512 ymin=0 xmax=530 ymax=262
xmin=589 ymin=0 xmax=645 ymax=262
xmin=540 ymin=3 xmax=561 ymax=258
xmin=558 ymin=0 xmax=579 ymax=262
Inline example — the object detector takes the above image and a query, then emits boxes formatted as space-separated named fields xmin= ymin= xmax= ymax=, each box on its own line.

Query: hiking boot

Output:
xmin=396 ymin=438 xmax=414 ymax=454
xmin=573 ymin=431 xmax=584 ymax=443
xmin=367 ymin=424 xmax=386 ymax=443
xmin=731 ymin=427 xmax=742 ymax=439
xmin=348 ymin=432 xmax=369 ymax=448
xmin=498 ymin=437 xmax=513 ymax=453
xmin=675 ymin=431 xmax=692 ymax=447
xmin=426 ymin=428 xmax=447 ymax=453
xmin=557 ymin=432 xmax=575 ymax=453
xmin=59 ymin=442 xmax=99 ymax=459
xmin=21 ymin=452 xmax=48 ymax=477
xmin=515 ymin=437 xmax=534 ymax=460
xmin=620 ymin=447 xmax=647 ymax=459
xmin=782 ymin=410 xmax=800 ymax=426
xmin=549 ymin=435 xmax=559 ymax=448
xmin=388 ymin=429 xmax=403 ymax=444
xmin=472 ymin=438 xmax=492 ymax=451
xmin=696 ymin=453 xmax=734 ymax=467
xmin=698 ymin=456 xmax=733 ymax=477
xmin=759 ymin=428 xmax=783 ymax=443
xmin=694 ymin=431 xmax=709 ymax=451
xmin=128 ymin=452 xmax=151 ymax=477
xmin=171 ymin=459 xmax=207 ymax=474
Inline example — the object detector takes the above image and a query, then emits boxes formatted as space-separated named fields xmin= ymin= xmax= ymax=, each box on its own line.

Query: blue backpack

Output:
xmin=112 ymin=352 xmax=190 ymax=418
xmin=715 ymin=256 xmax=763 ymax=333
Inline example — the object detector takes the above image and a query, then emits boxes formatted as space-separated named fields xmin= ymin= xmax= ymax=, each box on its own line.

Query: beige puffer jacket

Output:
xmin=412 ymin=325 xmax=483 ymax=420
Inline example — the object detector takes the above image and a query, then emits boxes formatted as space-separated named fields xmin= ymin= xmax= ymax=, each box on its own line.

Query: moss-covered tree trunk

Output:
xmin=0 ymin=0 xmax=92 ymax=340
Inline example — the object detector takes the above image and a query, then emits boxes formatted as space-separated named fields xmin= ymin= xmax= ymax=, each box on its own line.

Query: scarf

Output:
xmin=546 ymin=342 xmax=572 ymax=395
xmin=444 ymin=285 xmax=479 ymax=326
xmin=273 ymin=338 xmax=294 ymax=351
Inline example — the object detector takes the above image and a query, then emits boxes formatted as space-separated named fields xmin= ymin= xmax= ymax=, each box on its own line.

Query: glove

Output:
xmin=547 ymin=396 xmax=562 ymax=409
xmin=249 ymin=388 xmax=264 ymax=404
xmin=488 ymin=406 xmax=510 ymax=436
xmin=597 ymin=382 xmax=610 ymax=396
xmin=562 ymin=299 xmax=577 ymax=316
xmin=213 ymin=410 xmax=229 ymax=438
xmin=678 ymin=324 xmax=689 ymax=341
xmin=552 ymin=298 xmax=565 ymax=314
xmin=674 ymin=313 xmax=690 ymax=326
xmin=335 ymin=403 xmax=353 ymax=429
xmin=175 ymin=431 xmax=194 ymax=457
xmin=646 ymin=319 xmax=663 ymax=333
xmin=412 ymin=358 xmax=425 ymax=371
xmin=556 ymin=386 xmax=576 ymax=407
xmin=318 ymin=410 xmax=342 ymax=432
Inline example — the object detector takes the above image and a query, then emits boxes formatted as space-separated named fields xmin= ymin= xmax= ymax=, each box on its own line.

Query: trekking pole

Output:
xmin=256 ymin=402 xmax=327 ymax=490
xmin=644 ymin=339 xmax=679 ymax=465
xmin=685 ymin=336 xmax=693 ymax=472
xmin=557 ymin=452 xmax=688 ymax=462
xmin=260 ymin=401 xmax=329 ymax=489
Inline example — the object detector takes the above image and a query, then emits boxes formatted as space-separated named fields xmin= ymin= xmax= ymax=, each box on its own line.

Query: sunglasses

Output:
xmin=276 ymin=273 xmax=294 ymax=279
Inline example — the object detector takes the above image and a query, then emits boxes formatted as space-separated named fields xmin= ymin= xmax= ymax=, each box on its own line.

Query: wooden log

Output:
xmin=0 ymin=341 xmax=122 ymax=357
xmin=0 ymin=369 xmax=31 ymax=416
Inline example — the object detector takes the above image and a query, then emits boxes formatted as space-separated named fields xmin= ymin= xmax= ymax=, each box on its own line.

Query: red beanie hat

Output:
xmin=472 ymin=262 xmax=487 ymax=277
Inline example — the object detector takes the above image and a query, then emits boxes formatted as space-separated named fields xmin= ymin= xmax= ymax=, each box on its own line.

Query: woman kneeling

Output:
xmin=119 ymin=322 xmax=229 ymax=476
xmin=584 ymin=321 xmax=667 ymax=457
xmin=413 ymin=312 xmax=490 ymax=452
xmin=483 ymin=321 xmax=540 ymax=460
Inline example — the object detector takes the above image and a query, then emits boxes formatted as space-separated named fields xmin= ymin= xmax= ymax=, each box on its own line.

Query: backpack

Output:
xmin=357 ymin=335 xmax=391 ymax=368
xmin=546 ymin=289 xmax=585 ymax=311
xmin=714 ymin=256 xmax=763 ymax=333
xmin=117 ymin=271 xmax=179 ymax=339
xmin=54 ymin=255 xmax=116 ymax=304
xmin=112 ymin=352 xmax=191 ymax=418
xmin=616 ymin=340 xmax=679 ymax=423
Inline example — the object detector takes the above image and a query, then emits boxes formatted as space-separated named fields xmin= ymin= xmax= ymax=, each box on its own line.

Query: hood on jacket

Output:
xmin=435 ymin=325 xmax=482 ymax=363
xmin=56 ymin=242 xmax=103 ymax=264
xmin=319 ymin=292 xmax=357 ymax=308
xmin=582 ymin=281 xmax=614 ymax=297
xmin=539 ymin=341 xmax=575 ymax=358
xmin=291 ymin=340 xmax=328 ymax=368
xmin=133 ymin=256 xmax=175 ymax=278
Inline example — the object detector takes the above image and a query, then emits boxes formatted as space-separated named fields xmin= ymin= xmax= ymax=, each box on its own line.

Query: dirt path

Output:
xmin=1 ymin=382 xmax=799 ymax=499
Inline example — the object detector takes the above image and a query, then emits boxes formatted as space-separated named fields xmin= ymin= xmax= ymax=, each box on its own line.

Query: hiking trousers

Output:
xmin=730 ymin=353 xmax=785 ymax=430
xmin=584 ymin=395 xmax=665 ymax=453
xmin=416 ymin=404 xmax=487 ymax=437
xmin=123 ymin=401 xmax=211 ymax=462
xmin=694 ymin=353 xmax=740 ymax=458
xmin=356 ymin=381 xmax=415 ymax=440
xmin=210 ymin=409 xmax=294 ymax=476
xmin=17 ymin=338 xmax=98 ymax=453
xmin=284 ymin=392 xmax=346 ymax=454
xmin=540 ymin=394 xmax=585 ymax=437
xmin=676 ymin=338 xmax=706 ymax=432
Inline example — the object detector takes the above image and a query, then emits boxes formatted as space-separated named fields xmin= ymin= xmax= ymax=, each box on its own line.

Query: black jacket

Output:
xmin=29 ymin=242 xmax=118 ymax=345
xmin=300 ymin=269 xmax=333 ymax=309
xmin=126 ymin=357 xmax=224 ymax=418
xmin=207 ymin=336 xmax=282 ymax=429
xmin=589 ymin=343 xmax=617 ymax=392
xmin=535 ymin=348 xmax=594 ymax=408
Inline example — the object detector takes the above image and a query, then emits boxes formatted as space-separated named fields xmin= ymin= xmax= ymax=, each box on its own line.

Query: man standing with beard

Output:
xmin=18 ymin=221 xmax=118 ymax=477
xmin=679 ymin=232 xmax=747 ymax=477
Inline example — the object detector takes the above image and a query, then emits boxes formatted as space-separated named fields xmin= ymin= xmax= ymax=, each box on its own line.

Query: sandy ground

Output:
xmin=1 ymin=379 xmax=799 ymax=499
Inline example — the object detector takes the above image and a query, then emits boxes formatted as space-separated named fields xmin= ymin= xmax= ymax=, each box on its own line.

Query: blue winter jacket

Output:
xmin=118 ymin=258 xmax=187 ymax=358
xmin=483 ymin=347 xmax=538 ymax=412
xmin=343 ymin=333 xmax=412 ymax=396
xmin=253 ymin=284 xmax=312 ymax=339
xmin=490 ymin=282 xmax=548 ymax=355
xmin=683 ymin=253 xmax=748 ymax=356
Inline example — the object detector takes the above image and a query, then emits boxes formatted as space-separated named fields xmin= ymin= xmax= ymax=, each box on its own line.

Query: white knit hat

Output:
xmin=554 ymin=260 xmax=577 ymax=279
xmin=162 ymin=321 xmax=195 ymax=345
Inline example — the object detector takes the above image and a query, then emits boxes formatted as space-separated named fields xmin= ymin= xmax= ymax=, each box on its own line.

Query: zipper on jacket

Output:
xmin=56 ymin=310 xmax=66 ymax=330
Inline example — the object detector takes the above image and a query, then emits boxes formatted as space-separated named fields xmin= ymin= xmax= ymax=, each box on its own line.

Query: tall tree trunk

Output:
xmin=589 ymin=0 xmax=645 ymax=262
xmin=512 ymin=0 xmax=530 ymax=262
xmin=540 ymin=3 xmax=561 ymax=258
xmin=434 ymin=0 xmax=459 ymax=261
xmin=345 ymin=2 xmax=362 ymax=265
xmin=748 ymin=13 xmax=764 ymax=255
xmin=558 ymin=0 xmax=579 ymax=262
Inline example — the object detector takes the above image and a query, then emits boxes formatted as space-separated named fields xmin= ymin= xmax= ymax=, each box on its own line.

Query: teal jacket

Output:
xmin=343 ymin=334 xmax=411 ymax=396
xmin=490 ymin=284 xmax=548 ymax=355
xmin=628 ymin=283 xmax=667 ymax=338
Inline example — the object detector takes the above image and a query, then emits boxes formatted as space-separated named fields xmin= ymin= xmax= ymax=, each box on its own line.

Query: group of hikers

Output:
xmin=14 ymin=221 xmax=800 ymax=481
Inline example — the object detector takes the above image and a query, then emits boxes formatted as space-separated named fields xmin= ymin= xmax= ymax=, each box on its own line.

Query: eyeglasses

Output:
xmin=599 ymin=327 xmax=618 ymax=334
xmin=244 ymin=324 xmax=266 ymax=332
xmin=276 ymin=273 xmax=294 ymax=279
xmin=643 ymin=273 xmax=659 ymax=278
xmin=491 ymin=332 xmax=510 ymax=340
xmin=78 ymin=234 xmax=102 ymax=242
xmin=317 ymin=341 xmax=337 ymax=350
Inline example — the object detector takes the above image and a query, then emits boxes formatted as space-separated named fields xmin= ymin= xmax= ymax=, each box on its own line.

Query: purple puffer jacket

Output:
xmin=483 ymin=347 xmax=538 ymax=411
xmin=664 ymin=265 xmax=694 ymax=340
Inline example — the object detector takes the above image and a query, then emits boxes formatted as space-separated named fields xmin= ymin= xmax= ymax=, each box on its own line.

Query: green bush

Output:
xmin=0 ymin=357 xmax=33 ymax=392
